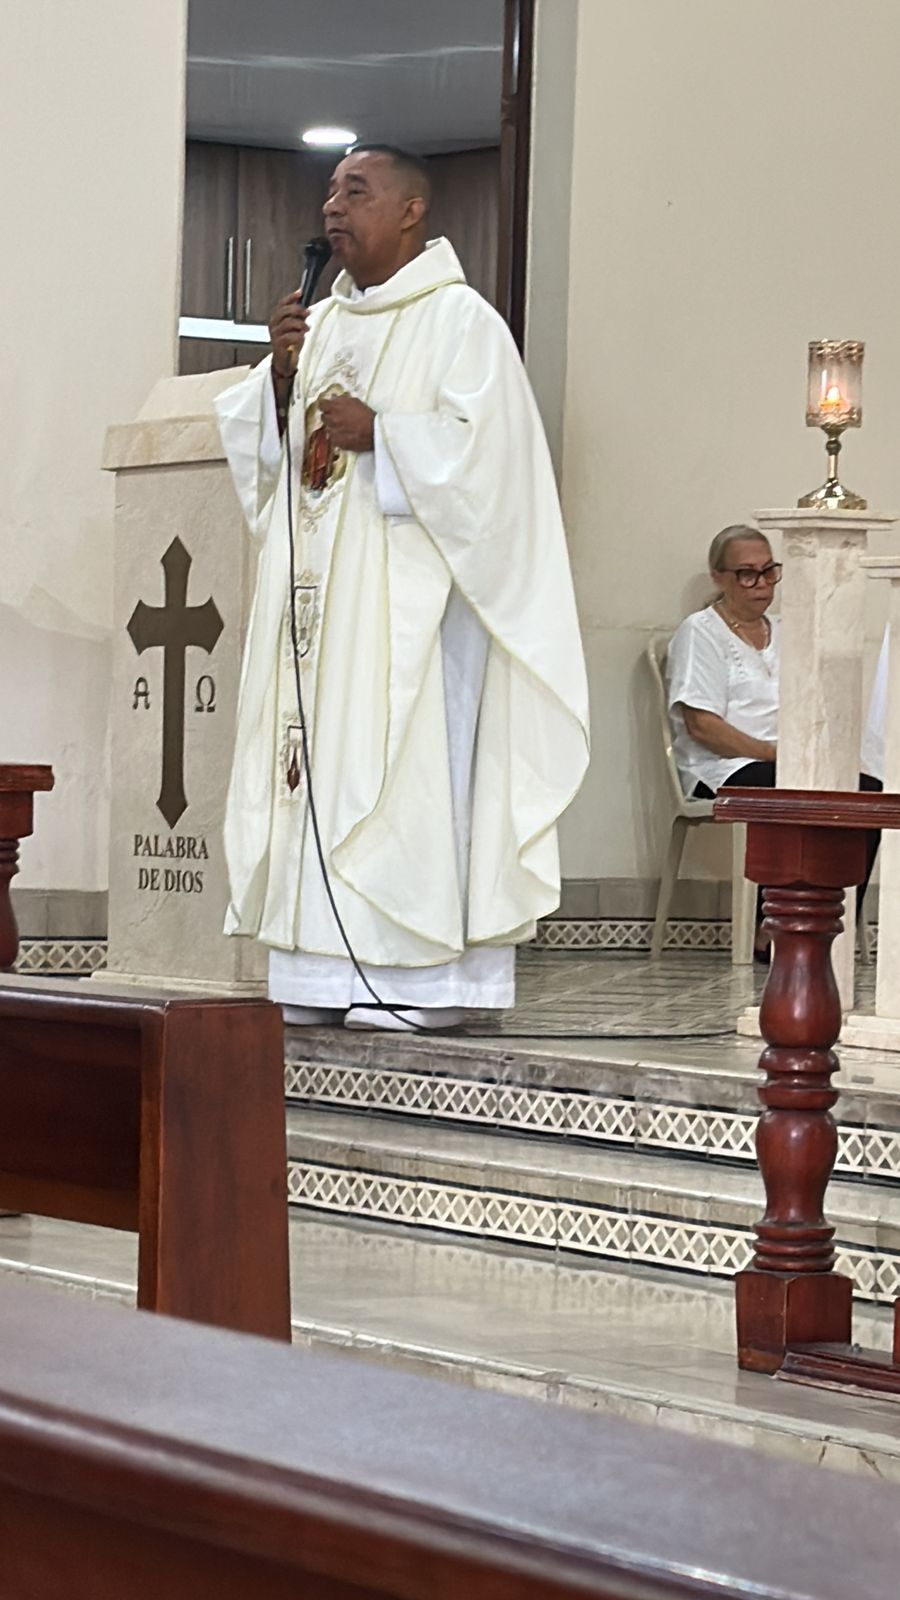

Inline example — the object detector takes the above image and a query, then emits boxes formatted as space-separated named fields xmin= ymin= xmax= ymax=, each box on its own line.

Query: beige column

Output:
xmin=844 ymin=558 xmax=900 ymax=1049
xmin=737 ymin=508 xmax=895 ymax=1028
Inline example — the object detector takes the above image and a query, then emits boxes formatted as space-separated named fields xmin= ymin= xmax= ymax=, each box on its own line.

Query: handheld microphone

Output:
xmin=298 ymin=235 xmax=332 ymax=307
xmin=285 ymin=236 xmax=332 ymax=367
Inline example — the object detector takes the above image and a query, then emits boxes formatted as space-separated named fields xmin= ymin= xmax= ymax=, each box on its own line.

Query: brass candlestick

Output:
xmin=798 ymin=339 xmax=866 ymax=510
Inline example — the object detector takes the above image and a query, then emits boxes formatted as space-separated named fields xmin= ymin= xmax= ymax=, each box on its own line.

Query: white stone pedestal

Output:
xmin=97 ymin=368 xmax=266 ymax=994
xmin=844 ymin=557 xmax=900 ymax=1051
xmin=736 ymin=507 xmax=896 ymax=1035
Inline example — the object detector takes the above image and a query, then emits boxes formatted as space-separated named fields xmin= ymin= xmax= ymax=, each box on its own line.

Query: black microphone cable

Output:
xmin=282 ymin=383 xmax=439 ymax=1032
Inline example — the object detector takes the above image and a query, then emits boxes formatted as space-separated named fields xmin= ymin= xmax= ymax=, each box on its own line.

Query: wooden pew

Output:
xmin=0 ymin=1276 xmax=897 ymax=1600
xmin=0 ymin=976 xmax=290 ymax=1340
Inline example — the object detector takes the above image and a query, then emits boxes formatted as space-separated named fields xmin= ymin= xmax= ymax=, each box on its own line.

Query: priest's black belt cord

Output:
xmin=282 ymin=406 xmax=738 ymax=1044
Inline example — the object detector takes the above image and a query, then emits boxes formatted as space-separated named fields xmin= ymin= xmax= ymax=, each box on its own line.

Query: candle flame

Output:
xmin=819 ymin=380 xmax=845 ymax=415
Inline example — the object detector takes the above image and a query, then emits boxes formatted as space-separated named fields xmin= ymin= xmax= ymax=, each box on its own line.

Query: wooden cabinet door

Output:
xmin=182 ymin=142 xmax=239 ymax=317
xmin=429 ymin=149 xmax=501 ymax=307
xmin=233 ymin=340 xmax=268 ymax=371
xmin=178 ymin=339 xmax=266 ymax=376
xmin=236 ymin=147 xmax=336 ymax=324
xmin=178 ymin=338 xmax=238 ymax=375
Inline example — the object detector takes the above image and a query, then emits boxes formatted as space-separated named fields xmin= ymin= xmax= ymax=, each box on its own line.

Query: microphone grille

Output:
xmin=306 ymin=235 xmax=332 ymax=263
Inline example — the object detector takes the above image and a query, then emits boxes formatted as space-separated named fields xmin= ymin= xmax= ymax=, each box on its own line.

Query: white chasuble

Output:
xmin=215 ymin=238 xmax=590 ymax=989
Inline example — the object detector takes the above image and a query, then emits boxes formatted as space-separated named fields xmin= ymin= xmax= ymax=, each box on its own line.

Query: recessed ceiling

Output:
xmin=187 ymin=0 xmax=505 ymax=154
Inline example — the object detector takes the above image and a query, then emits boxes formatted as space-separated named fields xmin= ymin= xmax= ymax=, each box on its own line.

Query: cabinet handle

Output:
xmin=243 ymin=237 xmax=253 ymax=320
xmin=224 ymin=236 xmax=235 ymax=319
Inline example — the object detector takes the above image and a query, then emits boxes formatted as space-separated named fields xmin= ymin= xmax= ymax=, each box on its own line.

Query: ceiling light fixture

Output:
xmin=302 ymin=126 xmax=357 ymax=149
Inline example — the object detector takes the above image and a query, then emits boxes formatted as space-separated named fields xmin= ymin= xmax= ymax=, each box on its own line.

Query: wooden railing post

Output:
xmin=739 ymin=874 xmax=855 ymax=1371
xmin=0 ymin=765 xmax=54 ymax=970
xmin=715 ymin=787 xmax=900 ymax=1390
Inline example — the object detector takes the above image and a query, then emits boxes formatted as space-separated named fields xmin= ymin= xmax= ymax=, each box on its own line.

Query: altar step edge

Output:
xmin=285 ymin=1106 xmax=900 ymax=1306
xmin=284 ymin=1032 xmax=900 ymax=1190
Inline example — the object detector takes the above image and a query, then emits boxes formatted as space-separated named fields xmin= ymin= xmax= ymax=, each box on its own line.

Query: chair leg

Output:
xmin=651 ymin=816 xmax=688 ymax=959
xmin=731 ymin=822 xmax=756 ymax=966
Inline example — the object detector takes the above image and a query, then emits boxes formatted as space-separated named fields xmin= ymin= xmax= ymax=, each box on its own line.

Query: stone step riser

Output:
xmin=284 ymin=1059 xmax=900 ymax=1187
xmin=285 ymin=1144 xmax=900 ymax=1307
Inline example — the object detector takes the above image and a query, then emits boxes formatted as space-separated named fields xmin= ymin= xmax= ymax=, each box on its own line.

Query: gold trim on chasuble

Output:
xmin=280 ymin=573 xmax=321 ymax=793
xmin=279 ymin=316 xmax=402 ymax=802
xmin=280 ymin=350 xmax=361 ymax=798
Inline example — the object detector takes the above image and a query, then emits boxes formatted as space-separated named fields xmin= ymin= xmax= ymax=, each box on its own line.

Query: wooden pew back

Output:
xmin=0 ymin=977 xmax=290 ymax=1338
xmin=0 ymin=1277 xmax=897 ymax=1600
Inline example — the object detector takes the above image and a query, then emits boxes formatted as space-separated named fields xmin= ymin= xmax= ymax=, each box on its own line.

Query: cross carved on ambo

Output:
xmin=127 ymin=538 xmax=224 ymax=828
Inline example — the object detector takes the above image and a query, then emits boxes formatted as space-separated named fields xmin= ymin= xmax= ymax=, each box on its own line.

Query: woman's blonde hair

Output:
xmin=708 ymin=524 xmax=771 ymax=575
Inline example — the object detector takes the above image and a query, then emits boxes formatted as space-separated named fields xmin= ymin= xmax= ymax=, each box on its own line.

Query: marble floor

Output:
xmin=462 ymin=947 xmax=768 ymax=1038
xmin=3 ymin=1209 xmax=900 ymax=1483
xmin=456 ymin=945 xmax=881 ymax=1041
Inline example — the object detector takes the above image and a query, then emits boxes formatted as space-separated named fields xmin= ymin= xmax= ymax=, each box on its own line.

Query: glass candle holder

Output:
xmin=799 ymin=340 xmax=866 ymax=509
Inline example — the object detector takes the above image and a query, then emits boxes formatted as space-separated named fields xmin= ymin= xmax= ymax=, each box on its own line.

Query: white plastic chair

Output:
xmin=646 ymin=633 xmax=756 ymax=964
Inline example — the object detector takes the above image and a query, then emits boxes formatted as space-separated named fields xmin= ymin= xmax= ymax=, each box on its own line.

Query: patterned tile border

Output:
xmin=285 ymin=1062 xmax=900 ymax=1184
xmin=15 ymin=924 xmax=737 ymax=967
xmin=287 ymin=1159 xmax=898 ymax=1304
xmin=14 ymin=920 xmax=877 ymax=964
xmin=535 ymin=919 xmax=731 ymax=951
xmin=14 ymin=939 xmax=107 ymax=976
xmin=536 ymin=920 xmax=879 ymax=953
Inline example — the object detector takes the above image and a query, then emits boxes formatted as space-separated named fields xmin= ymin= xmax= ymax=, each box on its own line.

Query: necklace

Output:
xmin=715 ymin=600 xmax=771 ymax=650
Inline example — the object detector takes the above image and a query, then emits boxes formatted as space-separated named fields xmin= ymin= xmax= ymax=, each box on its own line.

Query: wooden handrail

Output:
xmin=0 ymin=1275 xmax=898 ymax=1599
xmin=0 ymin=762 xmax=54 ymax=969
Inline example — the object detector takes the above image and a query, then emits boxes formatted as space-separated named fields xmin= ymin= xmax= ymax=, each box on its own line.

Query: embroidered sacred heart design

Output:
xmin=302 ymin=385 xmax=349 ymax=496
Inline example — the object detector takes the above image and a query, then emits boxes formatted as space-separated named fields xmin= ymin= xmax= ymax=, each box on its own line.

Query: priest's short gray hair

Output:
xmin=708 ymin=523 xmax=770 ymax=573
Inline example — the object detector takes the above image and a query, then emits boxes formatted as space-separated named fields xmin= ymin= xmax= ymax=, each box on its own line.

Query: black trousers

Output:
xmin=693 ymin=761 xmax=882 ymax=910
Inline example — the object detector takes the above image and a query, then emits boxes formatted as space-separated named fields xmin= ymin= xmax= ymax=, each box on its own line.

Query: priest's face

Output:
xmin=323 ymin=151 xmax=425 ymax=289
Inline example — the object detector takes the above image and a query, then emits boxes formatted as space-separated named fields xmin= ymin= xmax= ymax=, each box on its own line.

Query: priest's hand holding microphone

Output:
xmin=268 ymin=293 xmax=308 ymax=434
xmin=269 ymin=236 xmax=375 ymax=452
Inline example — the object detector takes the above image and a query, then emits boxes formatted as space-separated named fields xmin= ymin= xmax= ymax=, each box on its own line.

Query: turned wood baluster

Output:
xmin=732 ymin=870 xmax=855 ymax=1372
xmin=0 ymin=836 xmax=21 ymax=970
xmin=753 ymin=885 xmax=845 ymax=1279
xmin=713 ymin=788 xmax=900 ymax=1386
xmin=0 ymin=766 xmax=55 ymax=971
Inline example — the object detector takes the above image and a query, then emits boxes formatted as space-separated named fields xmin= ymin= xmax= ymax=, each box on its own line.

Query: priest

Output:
xmin=215 ymin=145 xmax=589 ymax=1030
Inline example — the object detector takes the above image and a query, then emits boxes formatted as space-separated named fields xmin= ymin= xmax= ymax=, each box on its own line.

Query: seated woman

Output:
xmin=667 ymin=523 xmax=879 ymax=952
xmin=667 ymin=524 xmax=781 ymax=801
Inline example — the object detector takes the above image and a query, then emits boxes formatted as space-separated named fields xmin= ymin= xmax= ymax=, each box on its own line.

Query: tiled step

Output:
xmin=285 ymin=1106 xmax=900 ymax=1304
xmin=284 ymin=1026 xmax=900 ymax=1186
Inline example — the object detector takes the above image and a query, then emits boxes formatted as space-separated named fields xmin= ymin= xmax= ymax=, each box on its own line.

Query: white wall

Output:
xmin=0 ymin=0 xmax=186 ymax=889
xmin=556 ymin=0 xmax=900 ymax=889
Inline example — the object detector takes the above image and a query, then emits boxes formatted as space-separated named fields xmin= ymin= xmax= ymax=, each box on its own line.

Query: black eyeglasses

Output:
xmin=721 ymin=563 xmax=782 ymax=589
